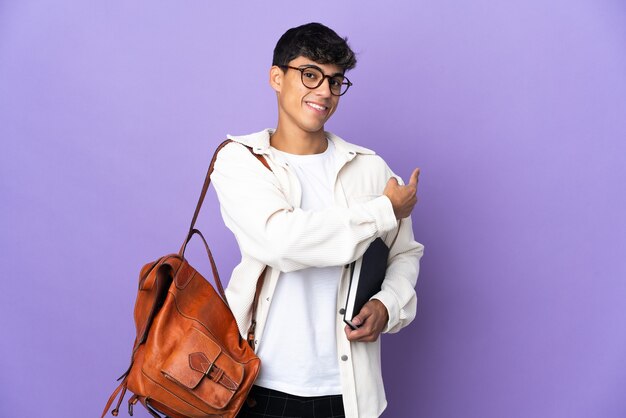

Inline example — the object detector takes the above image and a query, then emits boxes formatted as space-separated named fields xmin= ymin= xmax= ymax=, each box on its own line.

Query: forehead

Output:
xmin=288 ymin=56 xmax=344 ymax=76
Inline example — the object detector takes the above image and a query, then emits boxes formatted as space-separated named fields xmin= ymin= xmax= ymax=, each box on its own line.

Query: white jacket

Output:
xmin=211 ymin=128 xmax=424 ymax=418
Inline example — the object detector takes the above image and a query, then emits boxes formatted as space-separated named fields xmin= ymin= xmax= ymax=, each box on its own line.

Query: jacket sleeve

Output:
xmin=371 ymin=166 xmax=424 ymax=334
xmin=210 ymin=142 xmax=399 ymax=272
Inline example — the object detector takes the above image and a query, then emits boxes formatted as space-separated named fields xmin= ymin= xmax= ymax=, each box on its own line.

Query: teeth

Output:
xmin=307 ymin=102 xmax=326 ymax=111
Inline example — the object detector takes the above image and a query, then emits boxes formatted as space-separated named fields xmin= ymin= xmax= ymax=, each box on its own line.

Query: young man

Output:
xmin=211 ymin=22 xmax=423 ymax=418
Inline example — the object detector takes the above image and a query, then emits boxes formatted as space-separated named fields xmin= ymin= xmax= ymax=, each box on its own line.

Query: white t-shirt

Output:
xmin=255 ymin=139 xmax=343 ymax=396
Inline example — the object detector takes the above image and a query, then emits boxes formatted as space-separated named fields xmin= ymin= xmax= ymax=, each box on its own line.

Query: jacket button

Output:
xmin=265 ymin=297 xmax=270 ymax=302
xmin=339 ymin=308 xmax=346 ymax=315
xmin=341 ymin=355 xmax=348 ymax=361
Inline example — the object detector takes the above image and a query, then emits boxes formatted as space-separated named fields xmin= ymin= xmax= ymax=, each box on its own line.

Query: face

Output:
xmin=270 ymin=56 xmax=344 ymax=135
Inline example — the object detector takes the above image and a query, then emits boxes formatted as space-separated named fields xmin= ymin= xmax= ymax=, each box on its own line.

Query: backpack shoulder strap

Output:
xmin=179 ymin=139 xmax=271 ymax=348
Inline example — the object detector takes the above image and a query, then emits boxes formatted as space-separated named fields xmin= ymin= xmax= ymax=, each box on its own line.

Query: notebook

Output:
xmin=343 ymin=237 xmax=390 ymax=330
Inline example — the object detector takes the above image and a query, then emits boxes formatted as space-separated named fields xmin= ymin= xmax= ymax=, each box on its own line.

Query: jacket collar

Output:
xmin=226 ymin=128 xmax=376 ymax=160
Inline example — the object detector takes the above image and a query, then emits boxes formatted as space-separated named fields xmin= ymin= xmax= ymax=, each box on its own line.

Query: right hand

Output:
xmin=383 ymin=168 xmax=420 ymax=219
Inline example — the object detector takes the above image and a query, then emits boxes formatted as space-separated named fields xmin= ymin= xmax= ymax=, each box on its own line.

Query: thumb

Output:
xmin=352 ymin=307 xmax=372 ymax=326
xmin=408 ymin=168 xmax=420 ymax=187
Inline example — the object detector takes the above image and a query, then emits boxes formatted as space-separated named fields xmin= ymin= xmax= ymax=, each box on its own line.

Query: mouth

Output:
xmin=305 ymin=101 xmax=329 ymax=114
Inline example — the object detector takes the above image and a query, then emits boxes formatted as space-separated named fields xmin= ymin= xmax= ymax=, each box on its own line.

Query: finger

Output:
xmin=408 ymin=168 xmax=420 ymax=187
xmin=345 ymin=324 xmax=373 ymax=342
xmin=349 ymin=327 xmax=379 ymax=343
xmin=344 ymin=324 xmax=352 ymax=339
xmin=351 ymin=307 xmax=372 ymax=328
xmin=345 ymin=324 xmax=366 ymax=341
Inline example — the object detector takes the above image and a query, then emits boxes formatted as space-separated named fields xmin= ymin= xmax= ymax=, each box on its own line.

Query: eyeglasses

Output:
xmin=279 ymin=65 xmax=353 ymax=96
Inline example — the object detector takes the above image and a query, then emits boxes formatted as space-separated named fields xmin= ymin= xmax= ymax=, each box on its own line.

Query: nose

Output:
xmin=314 ymin=77 xmax=333 ymax=97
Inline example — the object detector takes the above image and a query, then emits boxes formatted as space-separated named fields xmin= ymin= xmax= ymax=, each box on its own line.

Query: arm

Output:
xmin=372 ymin=214 xmax=423 ymax=333
xmin=211 ymin=142 xmax=398 ymax=272
xmin=344 ymin=215 xmax=423 ymax=341
xmin=345 ymin=165 xmax=423 ymax=341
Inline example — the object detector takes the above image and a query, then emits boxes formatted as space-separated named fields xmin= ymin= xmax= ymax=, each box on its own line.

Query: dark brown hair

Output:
xmin=272 ymin=22 xmax=357 ymax=72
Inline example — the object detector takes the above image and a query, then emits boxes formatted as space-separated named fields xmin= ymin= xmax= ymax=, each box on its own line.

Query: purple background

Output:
xmin=1 ymin=1 xmax=625 ymax=417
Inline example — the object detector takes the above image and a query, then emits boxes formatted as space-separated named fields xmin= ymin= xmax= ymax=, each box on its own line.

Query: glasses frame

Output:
xmin=279 ymin=65 xmax=353 ymax=96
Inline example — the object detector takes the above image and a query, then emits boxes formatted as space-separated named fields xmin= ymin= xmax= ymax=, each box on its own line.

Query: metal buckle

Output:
xmin=203 ymin=361 xmax=214 ymax=377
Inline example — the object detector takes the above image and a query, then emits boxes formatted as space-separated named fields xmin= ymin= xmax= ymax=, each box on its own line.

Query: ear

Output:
xmin=269 ymin=66 xmax=283 ymax=93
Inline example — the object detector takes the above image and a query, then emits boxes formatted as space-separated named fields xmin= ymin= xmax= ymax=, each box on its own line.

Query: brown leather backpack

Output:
xmin=102 ymin=140 xmax=268 ymax=418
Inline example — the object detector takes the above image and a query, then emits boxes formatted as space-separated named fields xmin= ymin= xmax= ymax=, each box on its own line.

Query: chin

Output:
xmin=302 ymin=124 xmax=326 ymax=134
xmin=295 ymin=119 xmax=324 ymax=133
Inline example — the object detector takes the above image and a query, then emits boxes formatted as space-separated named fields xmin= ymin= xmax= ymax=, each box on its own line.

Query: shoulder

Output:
xmin=212 ymin=139 xmax=274 ymax=183
xmin=212 ymin=141 xmax=251 ymax=171
xmin=326 ymin=131 xmax=389 ymax=166
xmin=326 ymin=130 xmax=377 ymax=156
xmin=225 ymin=129 xmax=272 ymax=152
xmin=329 ymin=135 xmax=397 ymax=193
xmin=328 ymin=132 xmax=395 ymax=176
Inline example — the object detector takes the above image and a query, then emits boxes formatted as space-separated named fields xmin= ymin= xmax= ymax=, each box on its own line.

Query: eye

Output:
xmin=329 ymin=77 xmax=346 ymax=89
xmin=303 ymin=70 xmax=320 ymax=80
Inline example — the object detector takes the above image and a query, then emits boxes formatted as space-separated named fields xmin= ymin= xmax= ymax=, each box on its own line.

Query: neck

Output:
xmin=270 ymin=123 xmax=328 ymax=155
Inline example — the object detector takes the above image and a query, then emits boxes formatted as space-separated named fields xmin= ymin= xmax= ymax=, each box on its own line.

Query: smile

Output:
xmin=305 ymin=101 xmax=328 ymax=112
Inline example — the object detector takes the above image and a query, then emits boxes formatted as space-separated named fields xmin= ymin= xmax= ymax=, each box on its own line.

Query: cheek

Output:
xmin=278 ymin=88 xmax=300 ymax=111
xmin=285 ymin=87 xmax=306 ymax=107
xmin=329 ymin=100 xmax=340 ymax=116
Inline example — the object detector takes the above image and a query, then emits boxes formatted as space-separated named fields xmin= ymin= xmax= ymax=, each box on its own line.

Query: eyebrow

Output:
xmin=300 ymin=64 xmax=345 ymax=77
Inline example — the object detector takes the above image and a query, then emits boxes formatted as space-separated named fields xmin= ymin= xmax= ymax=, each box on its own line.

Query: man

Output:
xmin=211 ymin=22 xmax=423 ymax=418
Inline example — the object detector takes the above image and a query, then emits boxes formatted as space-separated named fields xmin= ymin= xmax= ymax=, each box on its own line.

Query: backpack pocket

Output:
xmin=161 ymin=326 xmax=244 ymax=410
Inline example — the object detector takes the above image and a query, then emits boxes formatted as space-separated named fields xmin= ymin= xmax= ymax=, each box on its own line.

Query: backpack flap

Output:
xmin=161 ymin=326 xmax=244 ymax=410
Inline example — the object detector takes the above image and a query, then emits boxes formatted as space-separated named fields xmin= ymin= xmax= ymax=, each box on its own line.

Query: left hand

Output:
xmin=344 ymin=299 xmax=389 ymax=342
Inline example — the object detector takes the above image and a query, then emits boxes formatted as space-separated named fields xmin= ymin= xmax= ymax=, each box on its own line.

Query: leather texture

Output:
xmin=102 ymin=140 xmax=267 ymax=418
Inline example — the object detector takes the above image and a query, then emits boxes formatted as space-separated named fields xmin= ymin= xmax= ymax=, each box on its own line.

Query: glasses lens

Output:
xmin=329 ymin=76 xmax=347 ymax=96
xmin=298 ymin=67 xmax=351 ymax=96
xmin=300 ymin=67 xmax=324 ymax=89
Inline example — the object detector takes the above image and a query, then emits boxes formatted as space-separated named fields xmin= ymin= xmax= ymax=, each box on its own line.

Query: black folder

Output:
xmin=343 ymin=237 xmax=390 ymax=329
